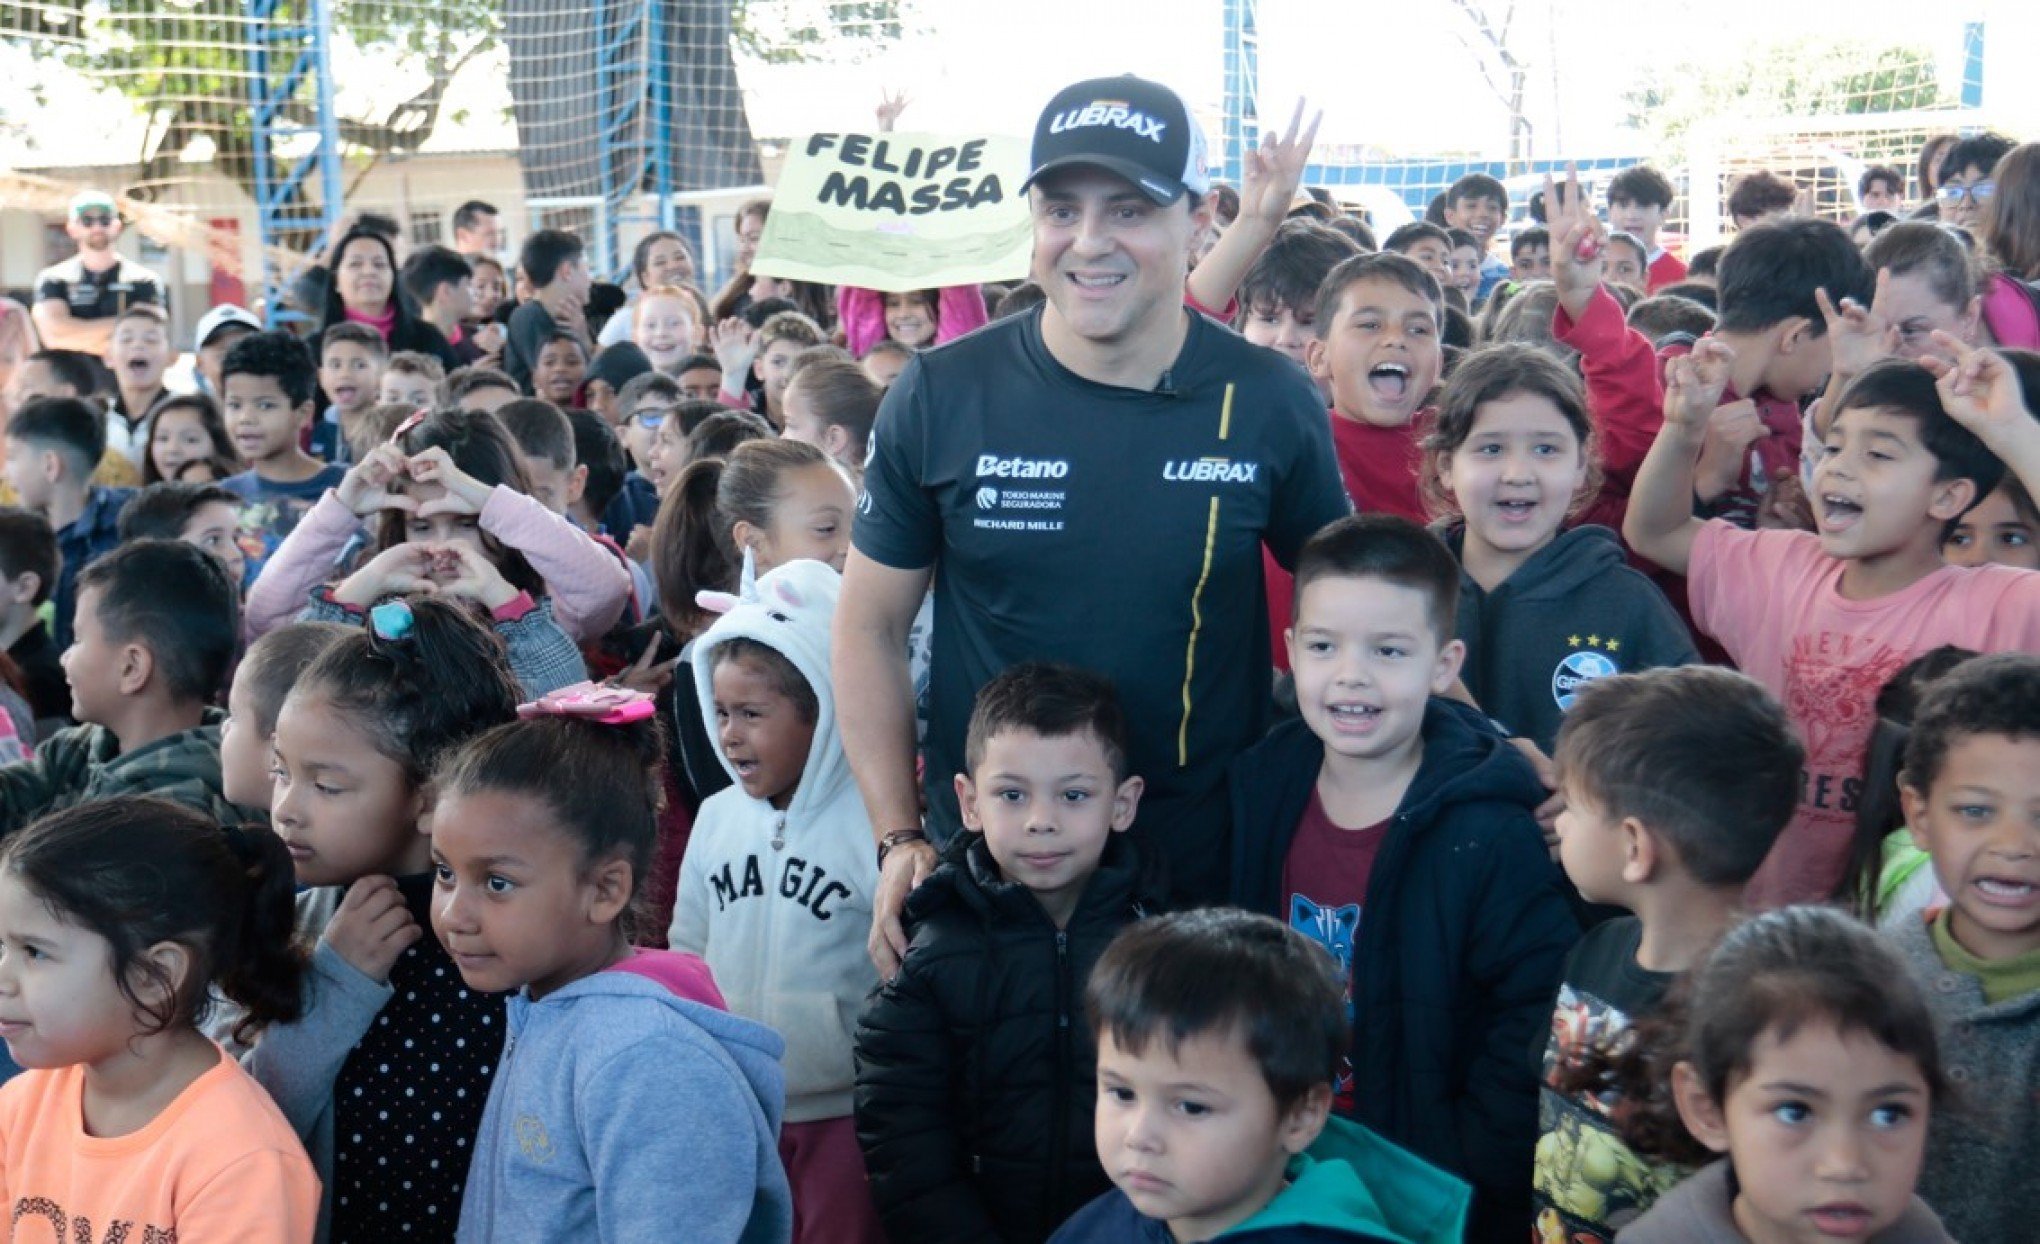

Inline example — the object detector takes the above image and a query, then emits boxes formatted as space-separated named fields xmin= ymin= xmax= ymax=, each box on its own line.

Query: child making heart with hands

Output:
xmin=243 ymin=597 xmax=524 ymax=1243
xmin=244 ymin=408 xmax=628 ymax=695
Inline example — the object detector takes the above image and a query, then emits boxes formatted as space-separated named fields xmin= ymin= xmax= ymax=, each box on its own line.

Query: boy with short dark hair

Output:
xmin=220 ymin=330 xmax=346 ymax=578
xmin=1891 ymin=653 xmax=2040 ymax=1244
xmin=115 ymin=479 xmax=247 ymax=589
xmin=855 ymin=662 xmax=1160 ymax=1244
xmin=218 ymin=619 xmax=348 ymax=810
xmin=1 ymin=396 xmax=133 ymax=648
xmin=443 ymin=365 xmax=520 ymax=413
xmin=724 ymin=310 xmax=824 ymax=428
xmin=1445 ymin=173 xmax=1510 ymax=302
xmin=400 ymin=244 xmax=481 ymax=363
xmin=1510 ymin=226 xmax=1552 ymax=283
xmin=1625 ymin=341 xmax=2040 ymax=907
xmin=0 ymin=507 xmax=68 ymax=728
xmin=1445 ymin=228 xmax=1484 ymax=305
xmin=506 ymin=228 xmax=591 ymax=391
xmin=1262 ymin=253 xmax=1448 ymax=670
xmin=0 ymin=538 xmax=241 ymax=829
xmin=377 ymin=350 xmax=444 ymax=411
xmin=1727 ymin=170 xmax=1797 ymax=230
xmin=1383 ymin=221 xmax=1454 ymax=290
xmin=312 ymin=321 xmax=388 ymax=463
xmin=494 ymin=397 xmax=583 ymax=517
xmin=675 ymin=352 xmax=724 ymax=403
xmin=1552 ymin=189 xmax=1873 ymax=531
xmin=1050 ymin=908 xmax=1472 ymax=1244
xmin=1532 ymin=667 xmax=1803 ymax=1244
xmin=106 ymin=303 xmax=173 ymax=465
xmin=562 ymin=408 xmax=626 ymax=532
xmin=1859 ymin=163 xmax=1905 ymax=214
xmin=1605 ymin=165 xmax=1684 ymax=291
xmin=533 ymin=330 xmax=588 ymax=407
xmin=1231 ymin=514 xmax=1579 ymax=1242
xmin=1236 ymin=220 xmax=1362 ymax=372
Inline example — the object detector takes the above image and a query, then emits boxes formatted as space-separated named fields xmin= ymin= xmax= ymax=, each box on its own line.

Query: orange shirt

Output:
xmin=0 ymin=1045 xmax=318 ymax=1243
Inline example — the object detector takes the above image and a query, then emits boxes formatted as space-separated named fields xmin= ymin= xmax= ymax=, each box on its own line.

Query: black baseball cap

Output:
xmin=1022 ymin=75 xmax=1212 ymax=206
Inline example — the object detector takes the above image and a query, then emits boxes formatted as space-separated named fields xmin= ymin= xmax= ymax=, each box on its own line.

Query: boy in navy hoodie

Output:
xmin=1230 ymin=515 xmax=1579 ymax=1244
xmin=855 ymin=662 xmax=1161 ymax=1244
xmin=1051 ymin=908 xmax=1470 ymax=1244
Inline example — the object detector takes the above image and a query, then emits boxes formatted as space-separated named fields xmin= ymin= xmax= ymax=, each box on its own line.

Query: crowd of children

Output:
xmin=0 ymin=70 xmax=2036 ymax=1244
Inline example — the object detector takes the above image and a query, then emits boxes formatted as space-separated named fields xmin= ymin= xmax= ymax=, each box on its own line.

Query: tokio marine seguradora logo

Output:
xmin=972 ymin=453 xmax=1069 ymax=531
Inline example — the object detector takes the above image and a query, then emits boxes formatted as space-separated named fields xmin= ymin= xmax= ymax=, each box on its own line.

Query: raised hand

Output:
xmin=1544 ymin=164 xmax=1606 ymax=317
xmin=1236 ymin=99 xmax=1323 ymax=232
xmin=1922 ymin=331 xmax=2037 ymax=454
xmin=874 ymin=88 xmax=909 ymax=133
xmin=1814 ymin=269 xmax=1899 ymax=381
xmin=405 ymin=446 xmax=494 ymax=518
xmin=612 ymin=630 xmax=681 ymax=695
xmin=330 ymin=543 xmax=442 ymax=608
xmin=713 ymin=316 xmax=758 ymax=383
xmin=1694 ymin=400 xmax=1767 ymax=503
xmin=1663 ymin=338 xmax=1737 ymax=431
xmin=335 ymin=444 xmax=419 ymax=518
xmin=430 ymin=540 xmax=518 ymax=610
xmin=321 ymin=875 xmax=422 ymax=984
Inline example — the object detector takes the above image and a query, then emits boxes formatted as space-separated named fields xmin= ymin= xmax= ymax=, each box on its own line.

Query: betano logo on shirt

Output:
xmin=1047 ymin=101 xmax=1168 ymax=144
xmin=1162 ymin=456 xmax=1259 ymax=484
xmin=975 ymin=453 xmax=1069 ymax=480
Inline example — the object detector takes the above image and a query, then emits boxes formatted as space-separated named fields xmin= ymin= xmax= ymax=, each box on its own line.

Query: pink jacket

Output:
xmin=244 ymin=486 xmax=632 ymax=644
xmin=836 ymin=285 xmax=988 ymax=358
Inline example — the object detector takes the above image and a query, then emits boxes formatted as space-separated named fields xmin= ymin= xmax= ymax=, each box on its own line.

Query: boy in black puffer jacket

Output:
xmin=854 ymin=663 xmax=1162 ymax=1244
xmin=1231 ymin=516 xmax=1580 ymax=1244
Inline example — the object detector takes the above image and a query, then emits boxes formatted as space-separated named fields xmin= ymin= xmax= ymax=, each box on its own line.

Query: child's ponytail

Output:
xmin=652 ymin=455 xmax=732 ymax=639
xmin=0 ymin=796 xmax=310 ymax=1045
xmin=652 ymin=439 xmax=842 ymax=640
xmin=438 ymin=693 xmax=667 ymax=939
xmin=216 ymin=821 xmax=311 ymax=1043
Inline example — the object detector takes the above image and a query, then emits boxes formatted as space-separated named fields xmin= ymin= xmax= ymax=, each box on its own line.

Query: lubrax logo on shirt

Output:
xmin=1048 ymin=101 xmax=1167 ymax=143
xmin=975 ymin=453 xmax=1070 ymax=480
xmin=1162 ymin=456 xmax=1259 ymax=484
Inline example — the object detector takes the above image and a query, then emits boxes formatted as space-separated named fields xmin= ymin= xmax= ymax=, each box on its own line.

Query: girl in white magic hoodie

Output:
xmin=670 ymin=557 xmax=886 ymax=1244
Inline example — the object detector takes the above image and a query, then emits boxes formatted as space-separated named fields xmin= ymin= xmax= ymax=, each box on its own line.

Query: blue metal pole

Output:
xmin=1219 ymin=0 xmax=1260 ymax=186
xmin=311 ymin=0 xmax=343 ymax=240
xmin=1960 ymin=21 xmax=1985 ymax=111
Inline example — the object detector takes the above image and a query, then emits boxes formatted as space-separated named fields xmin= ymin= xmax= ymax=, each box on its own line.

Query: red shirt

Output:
xmin=1267 ymin=411 xmax=1430 ymax=669
xmin=1646 ymin=250 xmax=1688 ymax=292
xmin=1281 ymin=790 xmax=1389 ymax=1114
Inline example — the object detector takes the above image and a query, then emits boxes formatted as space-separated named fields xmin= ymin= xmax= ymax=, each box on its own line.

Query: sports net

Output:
xmin=0 ymin=0 xmax=2033 ymax=330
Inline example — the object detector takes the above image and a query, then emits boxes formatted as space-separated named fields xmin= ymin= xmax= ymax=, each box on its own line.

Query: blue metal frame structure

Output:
xmin=246 ymin=0 xmax=344 ymax=326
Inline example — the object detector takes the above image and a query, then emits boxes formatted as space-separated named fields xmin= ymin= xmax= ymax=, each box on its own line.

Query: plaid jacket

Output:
xmin=0 ymin=708 xmax=235 ymax=834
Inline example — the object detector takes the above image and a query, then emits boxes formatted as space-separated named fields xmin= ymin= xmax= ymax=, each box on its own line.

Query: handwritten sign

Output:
xmin=750 ymin=131 xmax=1033 ymax=292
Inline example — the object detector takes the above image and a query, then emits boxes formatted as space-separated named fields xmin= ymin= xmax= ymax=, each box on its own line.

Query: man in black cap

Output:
xmin=836 ymin=74 xmax=1350 ymax=970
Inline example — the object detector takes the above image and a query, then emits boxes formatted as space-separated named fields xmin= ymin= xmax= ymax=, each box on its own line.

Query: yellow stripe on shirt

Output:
xmin=1179 ymin=495 xmax=1221 ymax=767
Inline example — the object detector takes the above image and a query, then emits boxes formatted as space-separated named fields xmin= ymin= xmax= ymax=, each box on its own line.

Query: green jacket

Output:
xmin=0 ymin=708 xmax=236 ymax=833
xmin=1228 ymin=1116 xmax=1471 ymax=1243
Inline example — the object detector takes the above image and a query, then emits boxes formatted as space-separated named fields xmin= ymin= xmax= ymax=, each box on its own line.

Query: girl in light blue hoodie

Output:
xmin=430 ymin=682 xmax=794 ymax=1244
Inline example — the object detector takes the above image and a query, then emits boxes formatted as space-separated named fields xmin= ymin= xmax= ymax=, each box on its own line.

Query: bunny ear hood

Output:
xmin=691 ymin=559 xmax=850 ymax=815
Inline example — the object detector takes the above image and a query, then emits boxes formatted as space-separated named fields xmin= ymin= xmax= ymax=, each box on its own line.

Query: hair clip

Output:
xmin=517 ymin=680 xmax=656 ymax=726
xmin=369 ymin=600 xmax=415 ymax=641
xmin=388 ymin=409 xmax=429 ymax=444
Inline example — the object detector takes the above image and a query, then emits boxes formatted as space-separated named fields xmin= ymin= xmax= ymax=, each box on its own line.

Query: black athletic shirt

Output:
xmin=35 ymin=256 xmax=163 ymax=320
xmin=854 ymin=305 xmax=1349 ymax=903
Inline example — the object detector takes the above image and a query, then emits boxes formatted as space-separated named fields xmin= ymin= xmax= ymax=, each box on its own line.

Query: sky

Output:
xmin=2 ymin=0 xmax=2031 ymax=176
